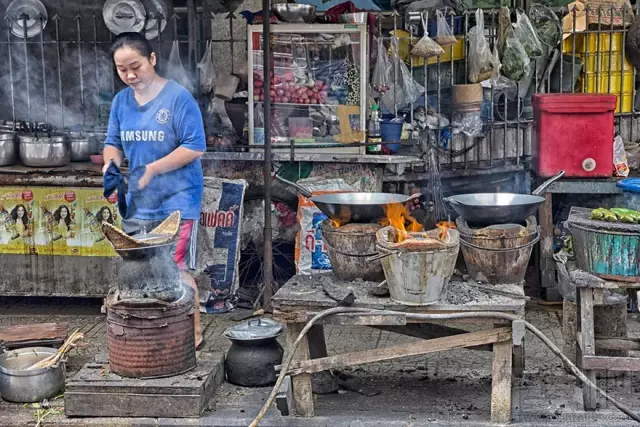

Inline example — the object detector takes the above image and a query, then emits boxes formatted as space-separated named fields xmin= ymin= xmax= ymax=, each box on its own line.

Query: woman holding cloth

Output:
xmin=103 ymin=32 xmax=205 ymax=349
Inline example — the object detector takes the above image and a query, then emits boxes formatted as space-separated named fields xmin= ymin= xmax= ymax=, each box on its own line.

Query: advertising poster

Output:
xmin=0 ymin=188 xmax=37 ymax=255
xmin=76 ymin=189 xmax=120 ymax=257
xmin=35 ymin=189 xmax=80 ymax=256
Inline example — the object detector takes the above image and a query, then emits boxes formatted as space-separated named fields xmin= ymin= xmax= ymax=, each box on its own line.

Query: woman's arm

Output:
xmin=103 ymin=145 xmax=124 ymax=172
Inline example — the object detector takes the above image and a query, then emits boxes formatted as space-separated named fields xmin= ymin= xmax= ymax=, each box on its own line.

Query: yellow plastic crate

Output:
xmin=577 ymin=52 xmax=634 ymax=73
xmin=563 ymin=32 xmax=625 ymax=54
xmin=390 ymin=30 xmax=465 ymax=67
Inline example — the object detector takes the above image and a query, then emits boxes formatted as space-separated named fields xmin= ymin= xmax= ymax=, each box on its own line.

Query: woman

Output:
xmin=103 ymin=32 xmax=205 ymax=349
xmin=10 ymin=204 xmax=29 ymax=237
xmin=97 ymin=206 xmax=114 ymax=225
xmin=53 ymin=205 xmax=71 ymax=236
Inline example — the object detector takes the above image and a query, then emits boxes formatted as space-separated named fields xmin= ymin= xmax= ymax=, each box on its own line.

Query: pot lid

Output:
xmin=6 ymin=0 xmax=48 ymax=39
xmin=18 ymin=132 xmax=67 ymax=143
xmin=0 ymin=132 xmax=15 ymax=141
xmin=224 ymin=318 xmax=283 ymax=340
xmin=143 ymin=0 xmax=167 ymax=40
xmin=103 ymin=0 xmax=146 ymax=35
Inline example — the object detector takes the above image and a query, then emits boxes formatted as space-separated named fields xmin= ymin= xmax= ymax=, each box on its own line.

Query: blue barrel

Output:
xmin=380 ymin=120 xmax=403 ymax=154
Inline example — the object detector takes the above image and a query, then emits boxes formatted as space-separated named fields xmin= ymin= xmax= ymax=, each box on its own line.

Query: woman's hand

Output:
xmin=137 ymin=164 xmax=157 ymax=190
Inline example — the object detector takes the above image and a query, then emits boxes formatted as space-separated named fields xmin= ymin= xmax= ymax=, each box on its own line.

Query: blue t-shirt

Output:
xmin=105 ymin=80 xmax=206 ymax=221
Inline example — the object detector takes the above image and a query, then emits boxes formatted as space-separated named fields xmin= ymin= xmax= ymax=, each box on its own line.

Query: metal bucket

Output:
xmin=377 ymin=230 xmax=460 ymax=306
xmin=321 ymin=220 xmax=384 ymax=282
xmin=457 ymin=217 xmax=539 ymax=284
xmin=106 ymin=285 xmax=196 ymax=379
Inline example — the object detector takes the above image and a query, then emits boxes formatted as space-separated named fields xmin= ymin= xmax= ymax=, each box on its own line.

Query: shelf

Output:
xmin=253 ymin=101 xmax=346 ymax=108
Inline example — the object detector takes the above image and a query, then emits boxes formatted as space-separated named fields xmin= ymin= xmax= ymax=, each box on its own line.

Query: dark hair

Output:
xmin=53 ymin=205 xmax=71 ymax=226
xmin=110 ymin=32 xmax=154 ymax=58
xmin=10 ymin=204 xmax=28 ymax=227
xmin=97 ymin=206 xmax=114 ymax=225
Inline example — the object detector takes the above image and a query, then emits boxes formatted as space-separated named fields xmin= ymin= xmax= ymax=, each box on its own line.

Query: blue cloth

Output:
xmin=104 ymin=80 xmax=206 ymax=221
xmin=617 ymin=178 xmax=640 ymax=193
xmin=103 ymin=162 xmax=156 ymax=220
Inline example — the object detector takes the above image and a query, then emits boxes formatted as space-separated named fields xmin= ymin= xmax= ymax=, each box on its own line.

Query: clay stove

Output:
xmin=101 ymin=214 xmax=196 ymax=378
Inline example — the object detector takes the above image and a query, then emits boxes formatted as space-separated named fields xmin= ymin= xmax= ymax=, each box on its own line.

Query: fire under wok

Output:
xmin=312 ymin=192 xmax=418 ymax=224
xmin=444 ymin=170 xmax=565 ymax=226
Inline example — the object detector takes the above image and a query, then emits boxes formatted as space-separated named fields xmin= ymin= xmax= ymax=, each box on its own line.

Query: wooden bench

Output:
xmin=272 ymin=274 xmax=527 ymax=424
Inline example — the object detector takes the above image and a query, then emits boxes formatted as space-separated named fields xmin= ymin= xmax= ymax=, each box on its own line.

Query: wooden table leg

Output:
xmin=513 ymin=342 xmax=525 ymax=379
xmin=539 ymin=192 xmax=556 ymax=293
xmin=577 ymin=287 xmax=598 ymax=411
xmin=307 ymin=324 xmax=339 ymax=395
xmin=491 ymin=337 xmax=513 ymax=425
xmin=286 ymin=323 xmax=314 ymax=417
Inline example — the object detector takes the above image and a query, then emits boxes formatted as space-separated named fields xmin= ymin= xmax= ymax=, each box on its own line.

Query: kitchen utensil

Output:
xmin=224 ymin=318 xmax=284 ymax=387
xmin=272 ymin=4 xmax=316 ymax=23
xmin=444 ymin=170 xmax=565 ymax=225
xmin=339 ymin=12 xmax=367 ymax=24
xmin=143 ymin=0 xmax=167 ymax=40
xmin=69 ymin=136 xmax=93 ymax=162
xmin=312 ymin=192 xmax=419 ymax=225
xmin=6 ymin=0 xmax=48 ymax=39
xmin=0 ymin=133 xmax=17 ymax=166
xmin=103 ymin=0 xmax=146 ymax=35
xmin=0 ymin=346 xmax=65 ymax=403
xmin=18 ymin=133 xmax=70 ymax=167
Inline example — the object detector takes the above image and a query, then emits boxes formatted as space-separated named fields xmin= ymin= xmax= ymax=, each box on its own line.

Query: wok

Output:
xmin=312 ymin=192 xmax=417 ymax=224
xmin=444 ymin=170 xmax=565 ymax=225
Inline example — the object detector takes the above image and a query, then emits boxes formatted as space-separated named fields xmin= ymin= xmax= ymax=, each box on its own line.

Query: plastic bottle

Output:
xmin=366 ymin=104 xmax=382 ymax=154
xmin=613 ymin=134 xmax=629 ymax=177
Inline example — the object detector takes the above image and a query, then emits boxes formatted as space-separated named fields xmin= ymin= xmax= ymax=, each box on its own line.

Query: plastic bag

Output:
xmin=381 ymin=44 xmax=425 ymax=112
xmin=490 ymin=45 xmax=517 ymax=99
xmin=501 ymin=29 xmax=530 ymax=81
xmin=372 ymin=38 xmax=392 ymax=95
xmin=513 ymin=10 xmax=543 ymax=58
xmin=410 ymin=13 xmax=444 ymax=58
xmin=529 ymin=4 xmax=561 ymax=48
xmin=468 ymin=9 xmax=493 ymax=83
xmin=614 ymin=134 xmax=630 ymax=177
xmin=197 ymin=41 xmax=216 ymax=95
xmin=435 ymin=10 xmax=457 ymax=47
xmin=167 ymin=40 xmax=195 ymax=93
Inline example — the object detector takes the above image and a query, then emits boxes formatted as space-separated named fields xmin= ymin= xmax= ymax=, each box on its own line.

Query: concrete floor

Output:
xmin=2 ymin=296 xmax=640 ymax=426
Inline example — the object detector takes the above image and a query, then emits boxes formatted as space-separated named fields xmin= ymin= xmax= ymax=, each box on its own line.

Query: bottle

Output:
xmin=84 ymin=208 xmax=104 ymax=242
xmin=0 ymin=206 xmax=19 ymax=240
xmin=366 ymin=103 xmax=382 ymax=154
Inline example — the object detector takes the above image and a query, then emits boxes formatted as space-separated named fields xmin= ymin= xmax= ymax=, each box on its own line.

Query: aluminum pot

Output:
xmin=0 ymin=347 xmax=65 ymax=403
xmin=0 ymin=132 xmax=17 ymax=166
xmin=69 ymin=136 xmax=93 ymax=162
xmin=18 ymin=133 xmax=70 ymax=167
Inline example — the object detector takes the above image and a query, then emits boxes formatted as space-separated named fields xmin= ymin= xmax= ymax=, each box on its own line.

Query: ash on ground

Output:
xmin=443 ymin=281 xmax=509 ymax=305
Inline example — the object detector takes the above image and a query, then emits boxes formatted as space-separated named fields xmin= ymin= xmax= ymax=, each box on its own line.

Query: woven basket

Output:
xmin=101 ymin=211 xmax=182 ymax=250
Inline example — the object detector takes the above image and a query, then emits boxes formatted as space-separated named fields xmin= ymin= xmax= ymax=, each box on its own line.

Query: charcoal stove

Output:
xmin=456 ymin=216 xmax=539 ymax=284
xmin=101 ymin=215 xmax=196 ymax=379
xmin=568 ymin=206 xmax=640 ymax=282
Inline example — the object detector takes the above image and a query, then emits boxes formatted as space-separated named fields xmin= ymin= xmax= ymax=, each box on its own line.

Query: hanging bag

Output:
xmin=167 ymin=40 xmax=195 ymax=93
xmin=197 ymin=40 xmax=217 ymax=95
xmin=411 ymin=12 xmax=445 ymax=59
xmin=468 ymin=9 xmax=493 ymax=83
xmin=372 ymin=37 xmax=392 ymax=95
xmin=435 ymin=10 xmax=457 ymax=47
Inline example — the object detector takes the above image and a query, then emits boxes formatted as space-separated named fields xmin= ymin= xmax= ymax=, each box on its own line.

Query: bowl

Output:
xmin=18 ymin=133 xmax=70 ymax=167
xmin=90 ymin=154 xmax=104 ymax=165
xmin=338 ymin=12 xmax=367 ymax=24
xmin=272 ymin=4 xmax=316 ymax=23
xmin=0 ymin=347 xmax=65 ymax=403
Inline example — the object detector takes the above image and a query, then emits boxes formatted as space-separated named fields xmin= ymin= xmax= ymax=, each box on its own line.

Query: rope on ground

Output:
xmin=249 ymin=308 xmax=640 ymax=426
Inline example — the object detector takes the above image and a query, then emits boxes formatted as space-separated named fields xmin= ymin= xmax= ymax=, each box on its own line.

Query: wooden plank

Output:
xmin=373 ymin=324 xmax=493 ymax=352
xmin=0 ymin=322 xmax=67 ymax=348
xmin=596 ymin=338 xmax=640 ymax=352
xmin=286 ymin=323 xmax=314 ymax=417
xmin=282 ymin=328 xmax=512 ymax=376
xmin=322 ymin=313 xmax=406 ymax=326
xmin=539 ymin=192 xmax=556 ymax=289
xmin=276 ymin=376 xmax=293 ymax=416
xmin=578 ymin=287 xmax=598 ymax=411
xmin=583 ymin=356 xmax=640 ymax=371
xmin=491 ymin=338 xmax=513 ymax=425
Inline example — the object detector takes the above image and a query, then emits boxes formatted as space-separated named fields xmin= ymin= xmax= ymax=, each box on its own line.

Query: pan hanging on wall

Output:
xmin=6 ymin=0 xmax=48 ymax=39
xmin=103 ymin=0 xmax=146 ymax=35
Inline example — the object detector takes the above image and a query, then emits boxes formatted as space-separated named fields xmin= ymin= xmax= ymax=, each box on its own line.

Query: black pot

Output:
xmin=225 ymin=337 xmax=284 ymax=387
xmin=224 ymin=318 xmax=284 ymax=387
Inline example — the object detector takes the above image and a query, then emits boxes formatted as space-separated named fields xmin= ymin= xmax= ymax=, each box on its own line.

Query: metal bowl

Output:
xmin=18 ymin=133 xmax=70 ymax=167
xmin=338 ymin=12 xmax=367 ymax=24
xmin=69 ymin=136 xmax=96 ymax=162
xmin=0 ymin=347 xmax=65 ymax=403
xmin=272 ymin=4 xmax=316 ymax=23
xmin=0 ymin=132 xmax=17 ymax=166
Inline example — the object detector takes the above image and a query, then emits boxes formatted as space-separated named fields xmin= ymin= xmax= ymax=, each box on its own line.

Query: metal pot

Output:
xmin=0 ymin=132 xmax=17 ymax=166
xmin=224 ymin=318 xmax=284 ymax=387
xmin=0 ymin=346 xmax=65 ymax=403
xmin=18 ymin=133 xmax=70 ymax=167
xmin=69 ymin=136 xmax=93 ymax=162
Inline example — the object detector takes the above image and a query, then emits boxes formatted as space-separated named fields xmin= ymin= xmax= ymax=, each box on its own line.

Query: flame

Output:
xmin=381 ymin=204 xmax=424 ymax=242
xmin=331 ymin=219 xmax=343 ymax=228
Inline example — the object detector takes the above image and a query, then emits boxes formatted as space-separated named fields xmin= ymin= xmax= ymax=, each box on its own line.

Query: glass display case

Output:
xmin=248 ymin=24 xmax=369 ymax=154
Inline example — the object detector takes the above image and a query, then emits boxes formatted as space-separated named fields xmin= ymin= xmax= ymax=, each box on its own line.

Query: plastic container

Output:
xmin=532 ymin=94 xmax=616 ymax=178
xmin=380 ymin=120 xmax=403 ymax=153
xmin=288 ymin=117 xmax=313 ymax=139
xmin=562 ymin=32 xmax=625 ymax=54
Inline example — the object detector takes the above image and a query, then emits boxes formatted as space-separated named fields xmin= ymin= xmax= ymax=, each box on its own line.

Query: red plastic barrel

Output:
xmin=532 ymin=94 xmax=617 ymax=178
